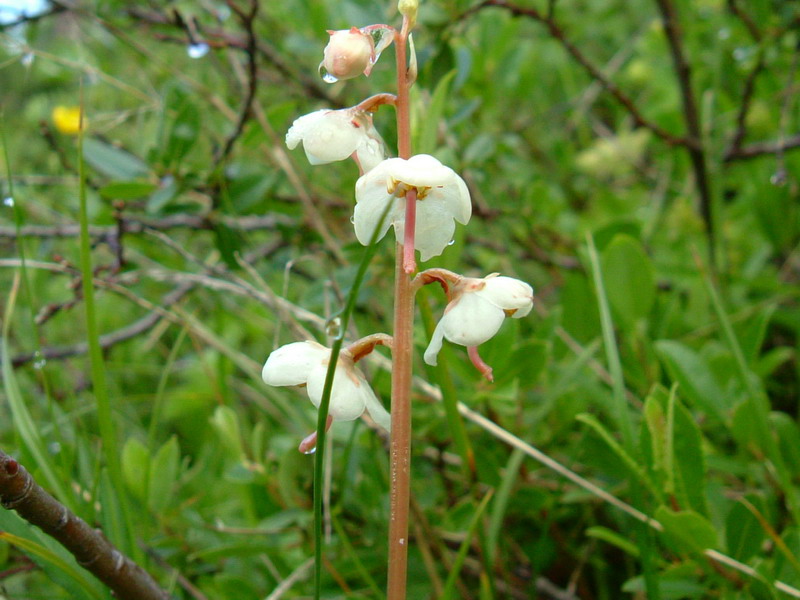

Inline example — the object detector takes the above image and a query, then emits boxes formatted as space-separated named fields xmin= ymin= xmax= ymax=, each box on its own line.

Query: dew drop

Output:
xmin=303 ymin=446 xmax=317 ymax=455
xmin=350 ymin=215 xmax=356 ymax=224
xmin=770 ymin=170 xmax=787 ymax=187
xmin=325 ymin=316 xmax=343 ymax=340
xmin=3 ymin=197 xmax=14 ymax=207
xmin=732 ymin=47 xmax=749 ymax=62
xmin=187 ymin=42 xmax=210 ymax=59
xmin=447 ymin=239 xmax=455 ymax=246
xmin=318 ymin=64 xmax=338 ymax=84
xmin=33 ymin=359 xmax=46 ymax=370
xmin=364 ymin=26 xmax=396 ymax=68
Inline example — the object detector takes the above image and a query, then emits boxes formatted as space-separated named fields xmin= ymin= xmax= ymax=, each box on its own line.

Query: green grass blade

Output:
xmin=0 ymin=532 xmax=104 ymax=600
xmin=76 ymin=113 xmax=134 ymax=557
xmin=312 ymin=200 xmax=393 ymax=600
xmin=418 ymin=288 xmax=475 ymax=478
xmin=2 ymin=277 xmax=71 ymax=505
xmin=485 ymin=448 xmax=524 ymax=566
xmin=439 ymin=490 xmax=494 ymax=600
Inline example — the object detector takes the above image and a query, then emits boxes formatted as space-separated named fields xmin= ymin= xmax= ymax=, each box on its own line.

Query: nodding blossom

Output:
xmin=423 ymin=274 xmax=534 ymax=379
xmin=286 ymin=108 xmax=387 ymax=173
xmin=353 ymin=154 xmax=471 ymax=261
xmin=321 ymin=28 xmax=374 ymax=80
xmin=262 ymin=340 xmax=391 ymax=432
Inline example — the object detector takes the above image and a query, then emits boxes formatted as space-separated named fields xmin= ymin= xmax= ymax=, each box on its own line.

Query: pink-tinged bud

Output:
xmin=320 ymin=28 xmax=374 ymax=81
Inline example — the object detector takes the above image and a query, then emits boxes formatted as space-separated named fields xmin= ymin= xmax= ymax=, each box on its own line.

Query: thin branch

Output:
xmin=726 ymin=0 xmax=765 ymax=159
xmin=0 ymin=450 xmax=169 ymax=600
xmin=460 ymin=0 xmax=690 ymax=148
xmin=653 ymin=0 xmax=715 ymax=247
xmin=215 ymin=0 xmax=260 ymax=164
xmin=0 ymin=213 xmax=291 ymax=240
xmin=725 ymin=132 xmax=800 ymax=162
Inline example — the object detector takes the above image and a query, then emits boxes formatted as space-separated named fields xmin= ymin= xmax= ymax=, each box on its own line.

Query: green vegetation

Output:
xmin=1 ymin=0 xmax=800 ymax=598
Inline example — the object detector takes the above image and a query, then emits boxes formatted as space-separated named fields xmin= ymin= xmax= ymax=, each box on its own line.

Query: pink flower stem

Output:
xmin=403 ymin=188 xmax=417 ymax=274
xmin=387 ymin=15 xmax=413 ymax=600
xmin=468 ymin=346 xmax=494 ymax=382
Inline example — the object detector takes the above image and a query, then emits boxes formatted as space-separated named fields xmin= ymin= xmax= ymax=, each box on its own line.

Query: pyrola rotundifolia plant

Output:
xmin=261 ymin=1 xmax=534 ymax=597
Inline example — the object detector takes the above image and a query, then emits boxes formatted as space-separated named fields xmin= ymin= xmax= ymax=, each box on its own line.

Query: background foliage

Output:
xmin=1 ymin=0 xmax=800 ymax=598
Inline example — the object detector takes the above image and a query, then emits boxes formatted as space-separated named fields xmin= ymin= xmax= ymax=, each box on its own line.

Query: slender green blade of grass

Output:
xmin=586 ymin=233 xmax=660 ymax=600
xmin=439 ymin=490 xmax=494 ymax=600
xmin=485 ymin=448 xmax=524 ymax=565
xmin=418 ymin=288 xmax=475 ymax=478
xmin=147 ymin=325 xmax=188 ymax=446
xmin=312 ymin=201 xmax=393 ymax=600
xmin=0 ymin=532 xmax=104 ymax=600
xmin=331 ymin=512 xmax=384 ymax=598
xmin=2 ymin=277 xmax=71 ymax=504
xmin=75 ymin=113 xmax=134 ymax=557
xmin=696 ymin=252 xmax=800 ymax=524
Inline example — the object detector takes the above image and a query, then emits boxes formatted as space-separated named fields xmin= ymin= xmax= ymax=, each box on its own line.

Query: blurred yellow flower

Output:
xmin=52 ymin=106 xmax=86 ymax=135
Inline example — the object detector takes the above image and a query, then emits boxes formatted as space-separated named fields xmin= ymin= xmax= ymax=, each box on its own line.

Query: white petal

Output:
xmin=306 ymin=363 xmax=367 ymax=422
xmin=389 ymin=154 xmax=455 ymax=188
xmin=440 ymin=175 xmax=471 ymax=225
xmin=355 ymin=137 xmax=385 ymax=173
xmin=409 ymin=201 xmax=456 ymax=261
xmin=363 ymin=387 xmax=391 ymax=432
xmin=423 ymin=318 xmax=446 ymax=366
xmin=441 ymin=294 xmax=505 ymax=347
xmin=286 ymin=110 xmax=362 ymax=165
xmin=354 ymin=161 xmax=403 ymax=246
xmin=477 ymin=276 xmax=534 ymax=317
xmin=262 ymin=341 xmax=328 ymax=386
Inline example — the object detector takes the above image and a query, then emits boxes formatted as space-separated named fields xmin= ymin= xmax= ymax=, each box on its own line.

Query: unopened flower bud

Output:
xmin=321 ymin=28 xmax=374 ymax=81
xmin=398 ymin=0 xmax=419 ymax=27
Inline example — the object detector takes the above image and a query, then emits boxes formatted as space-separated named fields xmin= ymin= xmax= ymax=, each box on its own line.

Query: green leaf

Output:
xmin=655 ymin=506 xmax=718 ymax=555
xmin=98 ymin=180 xmax=157 ymax=200
xmin=416 ymin=69 xmax=456 ymax=155
xmin=121 ymin=437 xmax=151 ymax=501
xmin=600 ymin=234 xmax=655 ymax=324
xmin=83 ymin=138 xmax=149 ymax=180
xmin=148 ymin=436 xmax=180 ymax=512
xmin=655 ymin=340 xmax=728 ymax=423
xmin=726 ymin=498 xmax=767 ymax=562
xmin=672 ymin=397 xmax=708 ymax=516
xmin=163 ymin=90 xmax=201 ymax=167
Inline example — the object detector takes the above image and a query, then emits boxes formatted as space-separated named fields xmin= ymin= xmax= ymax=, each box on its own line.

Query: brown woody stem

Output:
xmin=0 ymin=449 xmax=168 ymax=600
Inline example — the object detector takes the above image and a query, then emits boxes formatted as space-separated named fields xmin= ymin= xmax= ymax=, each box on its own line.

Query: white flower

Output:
xmin=320 ymin=28 xmax=374 ymax=81
xmin=353 ymin=154 xmax=471 ymax=261
xmin=262 ymin=341 xmax=391 ymax=431
xmin=286 ymin=108 xmax=386 ymax=172
xmin=424 ymin=274 xmax=534 ymax=366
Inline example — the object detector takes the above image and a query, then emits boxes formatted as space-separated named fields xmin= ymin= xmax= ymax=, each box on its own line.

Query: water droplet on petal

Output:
xmin=3 ymin=197 xmax=14 ymax=207
xmin=350 ymin=215 xmax=356 ymax=224
xmin=187 ymin=42 xmax=210 ymax=59
xmin=318 ymin=64 xmax=339 ymax=83
xmin=303 ymin=446 xmax=317 ymax=455
xmin=363 ymin=25 xmax=395 ymax=68
xmin=326 ymin=316 xmax=343 ymax=340
xmin=447 ymin=239 xmax=455 ymax=246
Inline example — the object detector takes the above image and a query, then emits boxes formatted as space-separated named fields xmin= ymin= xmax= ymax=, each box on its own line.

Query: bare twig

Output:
xmin=725 ymin=0 xmax=765 ymax=160
xmin=0 ymin=213 xmax=292 ymax=240
xmin=215 ymin=0 xmax=260 ymax=164
xmin=0 ymin=450 xmax=169 ymax=600
xmin=460 ymin=0 xmax=690 ymax=148
xmin=653 ymin=0 xmax=715 ymax=249
xmin=725 ymin=132 xmax=800 ymax=162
